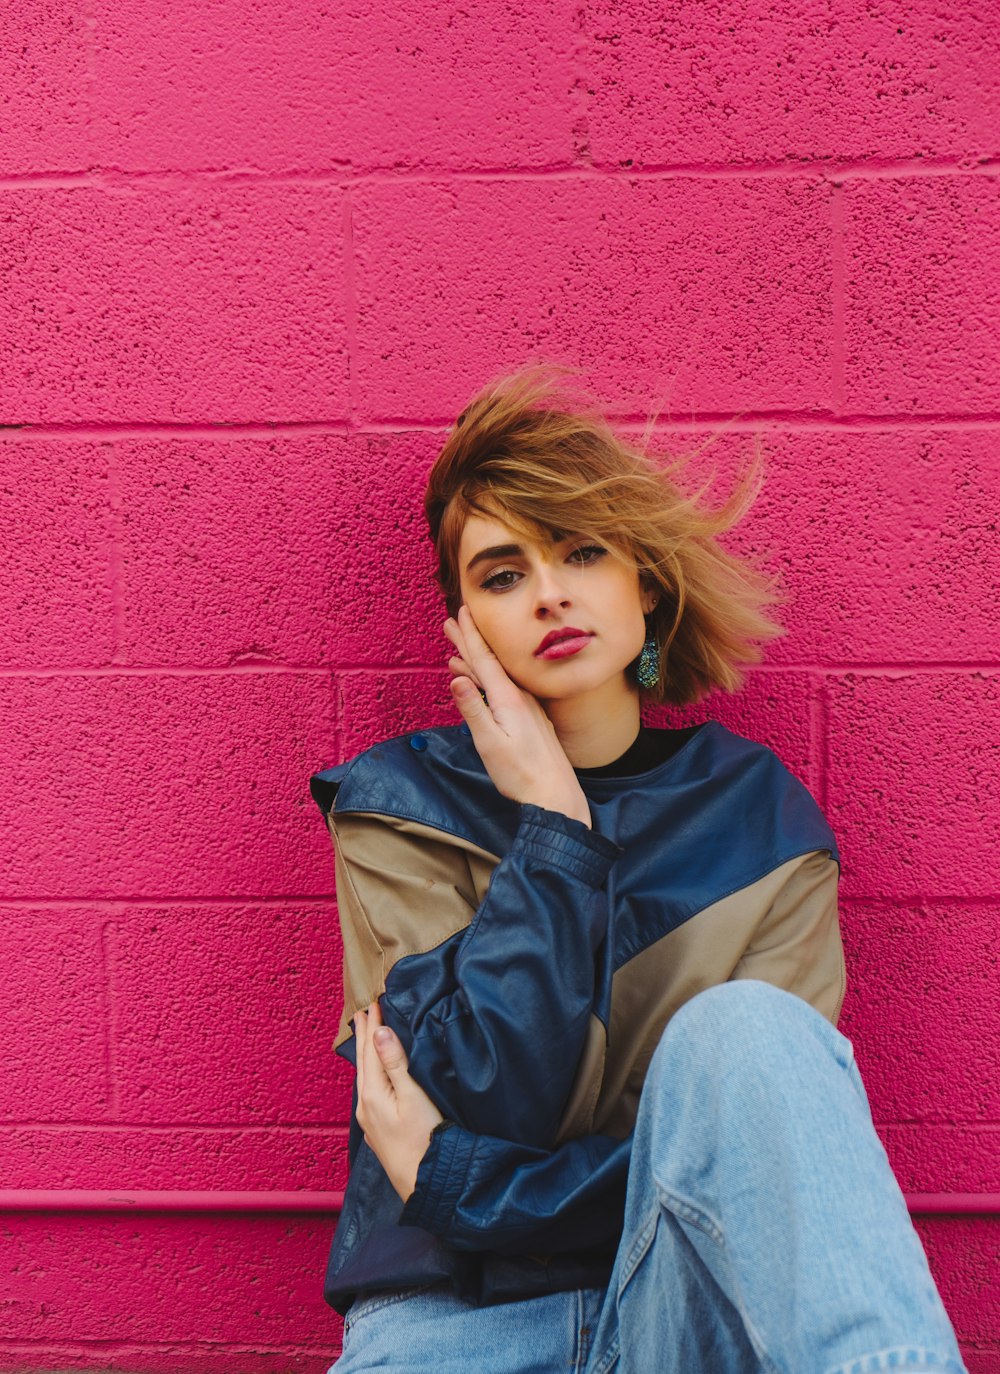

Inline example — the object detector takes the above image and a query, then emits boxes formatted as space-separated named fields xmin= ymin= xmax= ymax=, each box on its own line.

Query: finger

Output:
xmin=447 ymin=654 xmax=483 ymax=689
xmin=450 ymin=675 xmax=496 ymax=731
xmin=456 ymin=605 xmax=515 ymax=702
xmin=443 ymin=617 xmax=469 ymax=662
xmin=363 ymin=1001 xmax=394 ymax=1098
xmin=372 ymin=1022 xmax=412 ymax=1092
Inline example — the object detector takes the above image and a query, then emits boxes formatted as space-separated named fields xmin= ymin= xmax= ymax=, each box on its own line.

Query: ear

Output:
xmin=640 ymin=581 xmax=660 ymax=616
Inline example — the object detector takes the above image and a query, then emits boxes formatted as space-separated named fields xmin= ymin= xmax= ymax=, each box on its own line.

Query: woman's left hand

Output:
xmin=354 ymin=1001 xmax=445 ymax=1203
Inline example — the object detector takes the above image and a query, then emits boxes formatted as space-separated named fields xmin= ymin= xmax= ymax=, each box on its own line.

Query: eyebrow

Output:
xmin=465 ymin=543 xmax=524 ymax=576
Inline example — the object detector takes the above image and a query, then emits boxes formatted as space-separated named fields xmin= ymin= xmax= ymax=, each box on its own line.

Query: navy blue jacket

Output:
xmin=310 ymin=720 xmax=843 ymax=1314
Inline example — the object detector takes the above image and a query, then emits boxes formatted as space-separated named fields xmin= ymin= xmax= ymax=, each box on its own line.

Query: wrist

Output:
xmin=534 ymin=797 xmax=591 ymax=828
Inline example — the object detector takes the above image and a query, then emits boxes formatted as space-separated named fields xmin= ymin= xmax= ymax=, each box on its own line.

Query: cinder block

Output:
xmin=584 ymin=0 xmax=1000 ymax=166
xmin=114 ymin=432 xmax=444 ymax=667
xmin=0 ymin=671 xmax=336 ymax=898
xmin=653 ymin=669 xmax=817 ymax=794
xmin=0 ymin=1124 xmax=349 ymax=1190
xmin=0 ymin=443 xmax=114 ymax=666
xmin=915 ymin=1217 xmax=1000 ymax=1349
xmin=353 ymin=177 xmax=834 ymax=422
xmin=0 ymin=0 xmax=92 ymax=173
xmin=881 ymin=1125 xmax=1000 ymax=1195
xmin=110 ymin=903 xmax=351 ymax=1124
xmin=840 ymin=901 xmax=1000 ymax=1124
xmin=731 ymin=426 xmax=1000 ymax=664
xmin=88 ymin=0 xmax=577 ymax=172
xmin=962 ymin=1352 xmax=1000 ymax=1374
xmin=0 ymin=187 xmax=348 ymax=424
xmin=0 ymin=1212 xmax=340 ymax=1348
xmin=827 ymin=672 xmax=1000 ymax=898
xmin=0 ymin=906 xmax=108 ymax=1121
xmin=337 ymin=669 xmax=457 ymax=760
xmin=844 ymin=177 xmax=1000 ymax=413
xmin=0 ymin=1347 xmax=339 ymax=1374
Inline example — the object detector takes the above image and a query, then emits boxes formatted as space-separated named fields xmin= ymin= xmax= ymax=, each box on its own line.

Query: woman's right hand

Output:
xmin=444 ymin=605 xmax=592 ymax=828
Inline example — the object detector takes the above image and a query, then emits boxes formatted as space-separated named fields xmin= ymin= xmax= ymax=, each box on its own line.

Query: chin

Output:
xmin=524 ymin=664 xmax=623 ymax=701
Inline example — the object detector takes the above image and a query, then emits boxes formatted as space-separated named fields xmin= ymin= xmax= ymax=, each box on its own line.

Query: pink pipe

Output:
xmin=0 ymin=1190 xmax=995 ymax=1214
xmin=0 ymin=1189 xmax=345 ymax=1212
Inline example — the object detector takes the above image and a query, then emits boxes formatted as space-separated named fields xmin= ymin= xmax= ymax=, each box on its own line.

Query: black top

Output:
xmin=574 ymin=724 xmax=705 ymax=779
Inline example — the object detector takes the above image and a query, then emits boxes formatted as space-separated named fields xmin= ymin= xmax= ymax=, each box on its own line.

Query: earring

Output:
xmin=636 ymin=628 xmax=660 ymax=689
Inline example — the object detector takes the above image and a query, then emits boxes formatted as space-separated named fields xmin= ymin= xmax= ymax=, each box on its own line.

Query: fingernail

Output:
xmin=374 ymin=1028 xmax=393 ymax=1048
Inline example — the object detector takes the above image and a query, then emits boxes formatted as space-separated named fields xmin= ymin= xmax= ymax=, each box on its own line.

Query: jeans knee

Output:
xmin=650 ymin=980 xmax=842 ymax=1084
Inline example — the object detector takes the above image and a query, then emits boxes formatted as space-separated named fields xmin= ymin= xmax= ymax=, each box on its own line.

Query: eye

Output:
xmin=480 ymin=566 xmax=521 ymax=592
xmin=568 ymin=544 xmax=607 ymax=566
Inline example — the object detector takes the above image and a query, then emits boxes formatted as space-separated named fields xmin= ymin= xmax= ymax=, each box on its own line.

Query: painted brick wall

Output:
xmin=1 ymin=1 xmax=998 ymax=1370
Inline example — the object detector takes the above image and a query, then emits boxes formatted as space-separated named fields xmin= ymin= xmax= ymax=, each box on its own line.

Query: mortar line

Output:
xmin=0 ymin=661 xmax=996 ymax=681
xmin=0 ymin=155 xmax=997 ymax=190
xmin=810 ymin=672 xmax=830 ymax=812
xmin=342 ymin=186 xmax=360 ymax=428
xmin=829 ymin=181 xmax=846 ymax=415
xmin=98 ymin=910 xmax=122 ymax=1118
xmin=5 ymin=413 xmax=1000 ymax=438
xmin=0 ymin=660 xmax=995 ymax=679
xmin=104 ymin=443 xmax=126 ymax=664
xmin=6 ymin=892 xmax=998 ymax=909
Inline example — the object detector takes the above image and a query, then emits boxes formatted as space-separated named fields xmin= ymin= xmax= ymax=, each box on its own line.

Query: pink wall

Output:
xmin=1 ymin=1 xmax=998 ymax=1369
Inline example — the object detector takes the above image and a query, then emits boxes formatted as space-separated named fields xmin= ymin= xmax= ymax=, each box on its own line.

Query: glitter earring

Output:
xmin=636 ymin=600 xmax=660 ymax=689
xmin=636 ymin=631 xmax=660 ymax=689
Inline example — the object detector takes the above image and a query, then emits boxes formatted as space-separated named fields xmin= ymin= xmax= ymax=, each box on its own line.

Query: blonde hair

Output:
xmin=424 ymin=363 xmax=785 ymax=706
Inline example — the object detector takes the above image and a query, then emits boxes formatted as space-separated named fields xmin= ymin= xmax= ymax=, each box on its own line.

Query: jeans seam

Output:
xmin=616 ymin=1210 xmax=658 ymax=1289
xmin=587 ymin=1335 xmax=619 ymax=1374
xmin=343 ymin=1281 xmax=439 ymax=1333
xmin=655 ymin=1184 xmax=725 ymax=1245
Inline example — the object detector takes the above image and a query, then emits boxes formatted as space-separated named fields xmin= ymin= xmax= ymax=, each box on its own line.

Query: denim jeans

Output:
xmin=331 ymin=981 xmax=967 ymax=1374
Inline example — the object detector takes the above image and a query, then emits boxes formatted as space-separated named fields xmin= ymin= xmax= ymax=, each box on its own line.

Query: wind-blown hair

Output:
xmin=423 ymin=363 xmax=784 ymax=706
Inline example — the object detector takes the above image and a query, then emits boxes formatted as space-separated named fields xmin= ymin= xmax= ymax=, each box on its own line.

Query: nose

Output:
xmin=532 ymin=563 xmax=572 ymax=619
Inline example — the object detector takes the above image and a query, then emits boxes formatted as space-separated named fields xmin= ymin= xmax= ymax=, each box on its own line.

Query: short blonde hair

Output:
xmin=424 ymin=363 xmax=784 ymax=706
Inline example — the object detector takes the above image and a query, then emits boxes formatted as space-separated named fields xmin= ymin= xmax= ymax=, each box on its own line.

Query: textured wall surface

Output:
xmin=1 ymin=1 xmax=998 ymax=1370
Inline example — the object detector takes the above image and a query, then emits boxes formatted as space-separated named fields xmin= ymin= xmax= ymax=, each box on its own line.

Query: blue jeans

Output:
xmin=331 ymin=981 xmax=966 ymax=1374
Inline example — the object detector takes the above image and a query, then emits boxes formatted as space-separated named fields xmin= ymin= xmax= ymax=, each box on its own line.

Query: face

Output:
xmin=455 ymin=510 xmax=656 ymax=703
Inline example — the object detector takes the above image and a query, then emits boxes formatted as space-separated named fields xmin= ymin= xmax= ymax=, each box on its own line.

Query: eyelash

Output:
xmin=479 ymin=544 xmax=607 ymax=592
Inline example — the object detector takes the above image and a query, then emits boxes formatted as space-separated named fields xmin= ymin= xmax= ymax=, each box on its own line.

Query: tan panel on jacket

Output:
xmin=555 ymin=849 xmax=845 ymax=1143
xmin=328 ymin=811 xmax=500 ymax=1046
xmin=327 ymin=813 xmax=843 ymax=1146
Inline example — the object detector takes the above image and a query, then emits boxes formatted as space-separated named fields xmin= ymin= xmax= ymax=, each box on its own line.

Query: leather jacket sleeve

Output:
xmin=333 ymin=802 xmax=623 ymax=1149
xmin=399 ymin=1122 xmax=633 ymax=1256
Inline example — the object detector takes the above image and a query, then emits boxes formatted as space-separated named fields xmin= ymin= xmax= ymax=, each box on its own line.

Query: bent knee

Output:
xmin=651 ymin=980 xmax=842 ymax=1078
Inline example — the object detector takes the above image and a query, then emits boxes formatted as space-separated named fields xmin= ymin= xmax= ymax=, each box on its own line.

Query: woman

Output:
xmin=310 ymin=366 xmax=965 ymax=1373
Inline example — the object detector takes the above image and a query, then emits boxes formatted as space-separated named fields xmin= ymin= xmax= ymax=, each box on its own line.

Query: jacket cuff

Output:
xmin=516 ymin=804 xmax=622 ymax=887
xmin=398 ymin=1122 xmax=476 ymax=1238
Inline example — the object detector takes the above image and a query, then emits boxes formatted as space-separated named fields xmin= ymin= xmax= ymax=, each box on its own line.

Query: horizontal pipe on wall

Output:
xmin=0 ymin=1190 xmax=345 ymax=1212
xmin=906 ymin=1194 xmax=1000 ymax=1215
xmin=0 ymin=1190 xmax=997 ymax=1214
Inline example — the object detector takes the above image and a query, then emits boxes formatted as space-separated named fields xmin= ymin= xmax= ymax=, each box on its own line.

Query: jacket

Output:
xmin=309 ymin=719 xmax=844 ymax=1315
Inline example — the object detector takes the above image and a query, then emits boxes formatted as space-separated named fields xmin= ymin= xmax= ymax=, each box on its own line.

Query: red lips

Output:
xmin=534 ymin=626 xmax=591 ymax=655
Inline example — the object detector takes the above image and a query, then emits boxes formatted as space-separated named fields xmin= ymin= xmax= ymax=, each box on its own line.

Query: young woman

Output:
xmin=310 ymin=366 xmax=965 ymax=1374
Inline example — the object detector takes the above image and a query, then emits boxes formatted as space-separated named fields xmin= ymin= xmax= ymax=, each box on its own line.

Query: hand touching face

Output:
xmin=444 ymin=604 xmax=592 ymax=827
